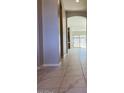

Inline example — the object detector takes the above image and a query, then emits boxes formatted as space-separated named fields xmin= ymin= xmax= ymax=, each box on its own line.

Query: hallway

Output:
xmin=38 ymin=48 xmax=87 ymax=93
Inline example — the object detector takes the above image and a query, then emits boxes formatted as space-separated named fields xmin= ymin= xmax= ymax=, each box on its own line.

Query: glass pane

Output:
xmin=80 ymin=35 xmax=86 ymax=48
xmin=73 ymin=36 xmax=80 ymax=47
xmin=72 ymin=35 xmax=86 ymax=48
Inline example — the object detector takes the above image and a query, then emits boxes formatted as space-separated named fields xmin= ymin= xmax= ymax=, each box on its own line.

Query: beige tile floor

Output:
xmin=37 ymin=48 xmax=87 ymax=93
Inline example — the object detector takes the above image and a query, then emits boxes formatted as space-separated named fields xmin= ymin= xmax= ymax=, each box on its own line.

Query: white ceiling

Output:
xmin=62 ymin=0 xmax=87 ymax=11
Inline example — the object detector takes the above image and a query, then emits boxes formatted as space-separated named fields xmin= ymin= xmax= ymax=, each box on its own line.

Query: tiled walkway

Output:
xmin=38 ymin=48 xmax=87 ymax=93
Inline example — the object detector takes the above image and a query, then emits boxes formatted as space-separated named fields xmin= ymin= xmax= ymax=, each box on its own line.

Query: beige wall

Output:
xmin=37 ymin=0 xmax=43 ymax=66
xmin=62 ymin=4 xmax=67 ymax=55
xmin=66 ymin=11 xmax=87 ymax=18
xmin=71 ymin=31 xmax=86 ymax=36
xmin=59 ymin=0 xmax=67 ymax=57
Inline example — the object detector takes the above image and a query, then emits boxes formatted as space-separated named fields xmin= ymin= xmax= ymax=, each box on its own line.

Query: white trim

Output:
xmin=42 ymin=62 xmax=61 ymax=67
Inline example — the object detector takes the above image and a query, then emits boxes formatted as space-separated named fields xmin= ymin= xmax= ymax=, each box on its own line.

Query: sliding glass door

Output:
xmin=72 ymin=35 xmax=86 ymax=48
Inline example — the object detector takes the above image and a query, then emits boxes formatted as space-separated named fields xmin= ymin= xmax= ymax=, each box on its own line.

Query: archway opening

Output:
xmin=67 ymin=16 xmax=87 ymax=48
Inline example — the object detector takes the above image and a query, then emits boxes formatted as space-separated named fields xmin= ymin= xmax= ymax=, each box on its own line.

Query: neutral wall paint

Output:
xmin=37 ymin=0 xmax=43 ymax=66
xmin=63 ymin=13 xmax=67 ymax=55
xmin=71 ymin=31 xmax=86 ymax=36
xmin=62 ymin=0 xmax=87 ymax=11
xmin=59 ymin=1 xmax=68 ymax=58
xmin=66 ymin=11 xmax=87 ymax=18
xmin=62 ymin=4 xmax=67 ymax=56
xmin=42 ymin=0 xmax=60 ymax=64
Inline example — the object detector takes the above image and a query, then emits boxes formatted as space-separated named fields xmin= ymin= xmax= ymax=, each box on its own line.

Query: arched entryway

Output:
xmin=67 ymin=16 xmax=87 ymax=49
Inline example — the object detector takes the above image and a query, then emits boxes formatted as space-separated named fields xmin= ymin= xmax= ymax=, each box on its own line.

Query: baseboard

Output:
xmin=42 ymin=62 xmax=61 ymax=67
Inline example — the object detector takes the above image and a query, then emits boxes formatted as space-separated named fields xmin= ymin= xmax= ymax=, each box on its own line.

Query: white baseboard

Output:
xmin=42 ymin=62 xmax=61 ymax=67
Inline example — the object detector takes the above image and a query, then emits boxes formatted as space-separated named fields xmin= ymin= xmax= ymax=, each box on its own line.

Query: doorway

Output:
xmin=67 ymin=16 xmax=87 ymax=49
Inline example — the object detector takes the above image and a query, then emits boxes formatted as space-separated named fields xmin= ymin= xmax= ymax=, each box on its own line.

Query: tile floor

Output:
xmin=37 ymin=48 xmax=87 ymax=93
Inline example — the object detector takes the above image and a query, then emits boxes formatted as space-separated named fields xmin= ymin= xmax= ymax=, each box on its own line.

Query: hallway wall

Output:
xmin=37 ymin=0 xmax=68 ymax=66
xmin=37 ymin=0 xmax=43 ymax=66
xmin=58 ymin=0 xmax=67 ymax=58
xmin=42 ymin=0 xmax=60 ymax=65
xmin=61 ymin=4 xmax=67 ymax=56
xmin=66 ymin=11 xmax=87 ymax=18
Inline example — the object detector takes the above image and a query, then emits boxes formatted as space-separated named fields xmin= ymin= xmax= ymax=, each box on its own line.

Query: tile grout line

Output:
xmin=57 ymin=56 xmax=70 ymax=93
xmin=58 ymin=50 xmax=84 ymax=93
xmin=78 ymin=49 xmax=87 ymax=85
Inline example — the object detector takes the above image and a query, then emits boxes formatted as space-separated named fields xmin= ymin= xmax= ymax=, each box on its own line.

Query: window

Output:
xmin=72 ymin=35 xmax=86 ymax=48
